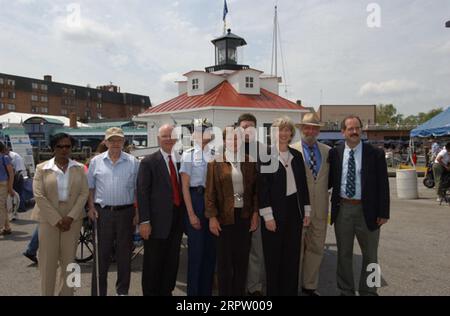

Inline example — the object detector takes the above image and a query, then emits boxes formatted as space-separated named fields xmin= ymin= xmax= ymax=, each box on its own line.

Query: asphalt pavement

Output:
xmin=1 ymin=178 xmax=449 ymax=296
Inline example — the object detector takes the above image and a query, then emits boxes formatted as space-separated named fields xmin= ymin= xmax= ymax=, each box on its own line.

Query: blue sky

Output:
xmin=1 ymin=0 xmax=449 ymax=115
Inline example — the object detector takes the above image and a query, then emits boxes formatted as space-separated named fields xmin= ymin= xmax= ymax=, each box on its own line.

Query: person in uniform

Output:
xmin=180 ymin=119 xmax=216 ymax=296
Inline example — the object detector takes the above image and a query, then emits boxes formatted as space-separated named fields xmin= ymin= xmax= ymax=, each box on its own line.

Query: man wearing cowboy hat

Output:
xmin=291 ymin=112 xmax=330 ymax=296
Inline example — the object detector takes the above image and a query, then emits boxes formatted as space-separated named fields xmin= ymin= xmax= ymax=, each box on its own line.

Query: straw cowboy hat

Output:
xmin=296 ymin=112 xmax=324 ymax=127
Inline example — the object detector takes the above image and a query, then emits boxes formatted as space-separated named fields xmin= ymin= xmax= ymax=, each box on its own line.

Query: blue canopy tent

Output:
xmin=410 ymin=107 xmax=450 ymax=138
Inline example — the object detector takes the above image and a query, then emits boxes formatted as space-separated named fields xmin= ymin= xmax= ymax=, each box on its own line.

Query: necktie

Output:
xmin=345 ymin=150 xmax=356 ymax=198
xmin=309 ymin=146 xmax=317 ymax=178
xmin=168 ymin=155 xmax=181 ymax=207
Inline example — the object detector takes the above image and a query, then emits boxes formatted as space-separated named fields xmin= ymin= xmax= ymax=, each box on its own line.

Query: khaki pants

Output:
xmin=300 ymin=216 xmax=328 ymax=290
xmin=38 ymin=202 xmax=82 ymax=296
xmin=0 ymin=182 xmax=8 ymax=231
xmin=433 ymin=163 xmax=446 ymax=198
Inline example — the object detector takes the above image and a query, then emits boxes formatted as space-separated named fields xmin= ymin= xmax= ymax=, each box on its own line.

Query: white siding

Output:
xmin=227 ymin=69 xmax=262 ymax=95
xmin=186 ymin=72 xmax=205 ymax=96
xmin=204 ymin=73 xmax=225 ymax=94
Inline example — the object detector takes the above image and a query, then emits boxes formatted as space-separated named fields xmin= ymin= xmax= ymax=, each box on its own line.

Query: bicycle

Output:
xmin=75 ymin=217 xmax=144 ymax=263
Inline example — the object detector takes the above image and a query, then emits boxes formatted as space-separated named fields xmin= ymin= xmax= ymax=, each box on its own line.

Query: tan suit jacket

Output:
xmin=291 ymin=140 xmax=330 ymax=290
xmin=32 ymin=160 xmax=89 ymax=296
xmin=32 ymin=161 xmax=89 ymax=226
xmin=291 ymin=141 xmax=330 ymax=219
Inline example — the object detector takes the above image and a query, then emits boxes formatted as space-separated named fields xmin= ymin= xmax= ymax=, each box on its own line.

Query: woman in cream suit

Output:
xmin=32 ymin=133 xmax=89 ymax=296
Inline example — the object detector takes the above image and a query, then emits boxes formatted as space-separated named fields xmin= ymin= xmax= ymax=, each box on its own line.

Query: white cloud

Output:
xmin=54 ymin=16 xmax=122 ymax=46
xmin=359 ymin=80 xmax=420 ymax=96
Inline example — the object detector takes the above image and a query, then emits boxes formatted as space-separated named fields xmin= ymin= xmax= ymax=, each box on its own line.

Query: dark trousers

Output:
xmin=262 ymin=194 xmax=303 ymax=296
xmin=335 ymin=203 xmax=380 ymax=296
xmin=91 ymin=205 xmax=134 ymax=296
xmin=142 ymin=205 xmax=183 ymax=296
xmin=216 ymin=209 xmax=252 ymax=296
xmin=185 ymin=189 xmax=216 ymax=296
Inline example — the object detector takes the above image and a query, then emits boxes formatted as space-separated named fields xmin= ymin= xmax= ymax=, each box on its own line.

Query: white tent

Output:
xmin=0 ymin=112 xmax=89 ymax=128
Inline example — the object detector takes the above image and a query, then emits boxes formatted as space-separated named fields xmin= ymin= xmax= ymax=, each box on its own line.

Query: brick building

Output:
xmin=0 ymin=73 xmax=151 ymax=122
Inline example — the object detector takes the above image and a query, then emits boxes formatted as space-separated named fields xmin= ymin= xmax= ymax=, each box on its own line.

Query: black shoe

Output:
xmin=302 ymin=288 xmax=320 ymax=296
xmin=23 ymin=252 xmax=38 ymax=264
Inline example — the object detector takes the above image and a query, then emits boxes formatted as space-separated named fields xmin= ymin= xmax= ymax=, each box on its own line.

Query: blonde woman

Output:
xmin=258 ymin=117 xmax=311 ymax=296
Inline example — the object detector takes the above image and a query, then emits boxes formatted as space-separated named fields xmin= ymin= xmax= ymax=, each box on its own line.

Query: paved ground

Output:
xmin=1 ymin=178 xmax=449 ymax=296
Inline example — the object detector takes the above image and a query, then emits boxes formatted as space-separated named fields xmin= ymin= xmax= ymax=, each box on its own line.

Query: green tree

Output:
xmin=376 ymin=104 xmax=398 ymax=125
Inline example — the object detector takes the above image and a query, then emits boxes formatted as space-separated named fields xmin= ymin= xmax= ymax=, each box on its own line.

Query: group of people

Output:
xmin=29 ymin=112 xmax=390 ymax=296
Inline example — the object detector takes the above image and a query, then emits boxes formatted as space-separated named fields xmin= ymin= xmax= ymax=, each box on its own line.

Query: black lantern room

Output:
xmin=206 ymin=29 xmax=249 ymax=73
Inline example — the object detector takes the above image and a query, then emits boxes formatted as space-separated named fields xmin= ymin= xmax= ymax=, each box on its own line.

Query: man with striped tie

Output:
xmin=291 ymin=112 xmax=330 ymax=296
xmin=329 ymin=116 xmax=390 ymax=296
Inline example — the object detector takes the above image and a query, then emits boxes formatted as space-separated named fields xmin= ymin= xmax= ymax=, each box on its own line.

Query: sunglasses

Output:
xmin=55 ymin=145 xmax=72 ymax=149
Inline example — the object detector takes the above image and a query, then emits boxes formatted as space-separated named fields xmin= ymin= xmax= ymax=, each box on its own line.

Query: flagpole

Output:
xmin=223 ymin=0 xmax=228 ymax=34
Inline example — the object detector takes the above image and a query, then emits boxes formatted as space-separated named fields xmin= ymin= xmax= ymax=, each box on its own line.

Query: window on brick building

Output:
xmin=41 ymin=107 xmax=48 ymax=113
xmin=8 ymin=92 xmax=15 ymax=99
xmin=0 ymin=78 xmax=4 ymax=85
xmin=0 ymin=91 xmax=4 ymax=98
xmin=7 ymin=80 xmax=15 ymax=87
xmin=31 ymin=95 xmax=39 ymax=101
xmin=41 ymin=84 xmax=48 ymax=91
xmin=31 ymin=106 xmax=38 ymax=113
xmin=0 ymin=103 xmax=4 ymax=110
xmin=41 ymin=95 xmax=48 ymax=102
xmin=7 ymin=104 xmax=15 ymax=110
xmin=32 ymin=83 xmax=39 ymax=89
xmin=61 ymin=109 xmax=68 ymax=115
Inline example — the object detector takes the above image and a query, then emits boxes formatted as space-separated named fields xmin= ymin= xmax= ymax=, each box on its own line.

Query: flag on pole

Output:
xmin=223 ymin=0 xmax=228 ymax=22
xmin=223 ymin=0 xmax=229 ymax=33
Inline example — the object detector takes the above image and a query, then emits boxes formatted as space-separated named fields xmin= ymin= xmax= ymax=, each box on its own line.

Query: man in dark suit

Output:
xmin=329 ymin=115 xmax=389 ymax=296
xmin=137 ymin=124 xmax=184 ymax=296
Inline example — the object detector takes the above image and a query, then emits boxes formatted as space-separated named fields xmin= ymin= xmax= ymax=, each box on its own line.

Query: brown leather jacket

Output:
xmin=205 ymin=157 xmax=258 ymax=225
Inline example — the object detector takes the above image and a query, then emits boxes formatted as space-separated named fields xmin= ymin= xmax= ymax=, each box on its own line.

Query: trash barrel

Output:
xmin=396 ymin=169 xmax=419 ymax=199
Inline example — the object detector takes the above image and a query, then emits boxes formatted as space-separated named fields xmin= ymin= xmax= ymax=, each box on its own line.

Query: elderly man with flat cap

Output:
xmin=291 ymin=112 xmax=330 ymax=296
xmin=87 ymin=127 xmax=140 ymax=296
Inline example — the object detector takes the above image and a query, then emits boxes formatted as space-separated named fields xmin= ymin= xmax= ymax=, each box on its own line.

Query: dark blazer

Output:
xmin=137 ymin=150 xmax=184 ymax=239
xmin=329 ymin=142 xmax=390 ymax=231
xmin=258 ymin=147 xmax=310 ymax=221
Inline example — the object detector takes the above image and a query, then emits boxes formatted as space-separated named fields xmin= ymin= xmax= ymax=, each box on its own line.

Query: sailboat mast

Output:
xmin=274 ymin=6 xmax=278 ymax=77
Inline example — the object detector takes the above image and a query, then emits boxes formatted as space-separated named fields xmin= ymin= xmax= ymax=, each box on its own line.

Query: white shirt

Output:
xmin=43 ymin=158 xmax=81 ymax=202
xmin=225 ymin=150 xmax=244 ymax=208
xmin=341 ymin=141 xmax=363 ymax=200
xmin=160 ymin=148 xmax=179 ymax=178
xmin=279 ymin=151 xmax=297 ymax=196
xmin=435 ymin=149 xmax=450 ymax=165
xmin=8 ymin=151 xmax=26 ymax=176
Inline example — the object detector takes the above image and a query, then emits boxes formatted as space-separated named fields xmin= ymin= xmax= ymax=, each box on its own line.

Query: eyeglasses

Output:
xmin=55 ymin=145 xmax=72 ymax=149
